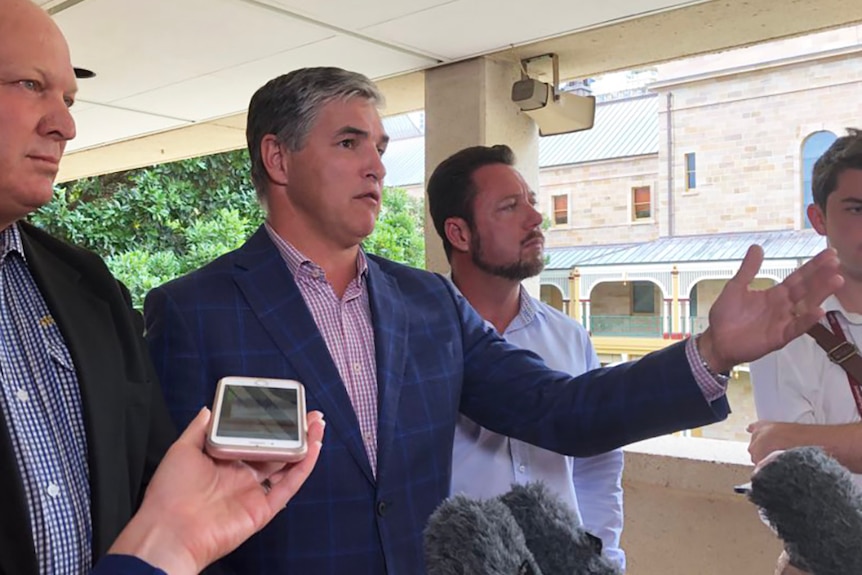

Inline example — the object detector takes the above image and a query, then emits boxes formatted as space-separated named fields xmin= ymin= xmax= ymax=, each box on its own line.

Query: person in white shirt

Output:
xmin=427 ymin=144 xmax=626 ymax=570
xmin=750 ymin=128 xmax=862 ymax=484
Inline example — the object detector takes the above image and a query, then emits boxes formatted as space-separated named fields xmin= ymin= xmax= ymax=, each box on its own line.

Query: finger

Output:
xmin=246 ymin=461 xmax=287 ymax=481
xmin=306 ymin=410 xmax=324 ymax=428
xmin=307 ymin=414 xmax=325 ymax=445
xmin=753 ymin=449 xmax=785 ymax=473
xmin=731 ymin=245 xmax=764 ymax=287
xmin=176 ymin=407 xmax=212 ymax=451
xmin=246 ymin=414 xmax=326 ymax=481
xmin=783 ymin=248 xmax=841 ymax=305
xmin=267 ymin=417 xmax=326 ymax=484
xmin=266 ymin=419 xmax=325 ymax=510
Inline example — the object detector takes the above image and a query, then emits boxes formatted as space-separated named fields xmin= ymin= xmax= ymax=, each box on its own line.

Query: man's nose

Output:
xmin=41 ymin=98 xmax=77 ymax=142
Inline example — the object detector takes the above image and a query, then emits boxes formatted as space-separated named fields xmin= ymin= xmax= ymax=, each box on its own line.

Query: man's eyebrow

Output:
xmin=335 ymin=125 xmax=368 ymax=138
xmin=334 ymin=126 xmax=389 ymax=147
xmin=839 ymin=197 xmax=862 ymax=204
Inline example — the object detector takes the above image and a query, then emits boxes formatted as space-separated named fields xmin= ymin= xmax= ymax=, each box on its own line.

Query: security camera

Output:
xmin=511 ymin=78 xmax=595 ymax=136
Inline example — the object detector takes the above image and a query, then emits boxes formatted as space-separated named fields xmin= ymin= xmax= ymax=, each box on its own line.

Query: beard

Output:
xmin=470 ymin=230 xmax=545 ymax=281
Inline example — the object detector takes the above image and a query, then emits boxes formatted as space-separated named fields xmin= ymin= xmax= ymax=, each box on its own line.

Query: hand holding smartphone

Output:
xmin=206 ymin=377 xmax=308 ymax=462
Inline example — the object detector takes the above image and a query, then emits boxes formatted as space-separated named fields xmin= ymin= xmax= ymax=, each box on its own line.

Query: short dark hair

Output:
xmin=246 ymin=67 xmax=383 ymax=200
xmin=427 ymin=145 xmax=516 ymax=259
xmin=812 ymin=128 xmax=862 ymax=209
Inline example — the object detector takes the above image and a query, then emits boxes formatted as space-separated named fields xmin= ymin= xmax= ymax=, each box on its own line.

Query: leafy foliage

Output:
xmin=30 ymin=149 xmax=425 ymax=307
xmin=365 ymin=187 xmax=425 ymax=269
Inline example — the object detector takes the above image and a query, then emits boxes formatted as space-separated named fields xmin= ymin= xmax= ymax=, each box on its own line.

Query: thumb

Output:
xmin=177 ymin=407 xmax=212 ymax=450
xmin=731 ymin=245 xmax=764 ymax=287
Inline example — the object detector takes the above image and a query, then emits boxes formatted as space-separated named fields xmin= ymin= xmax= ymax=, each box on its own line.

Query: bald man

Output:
xmin=0 ymin=2 xmax=175 ymax=573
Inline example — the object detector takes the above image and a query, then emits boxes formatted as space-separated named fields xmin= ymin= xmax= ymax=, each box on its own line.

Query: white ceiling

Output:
xmin=39 ymin=0 xmax=710 ymax=153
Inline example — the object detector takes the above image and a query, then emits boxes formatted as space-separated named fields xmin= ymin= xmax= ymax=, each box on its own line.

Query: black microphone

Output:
xmin=748 ymin=446 xmax=862 ymax=575
xmin=499 ymin=482 xmax=621 ymax=575
xmin=424 ymin=494 xmax=542 ymax=575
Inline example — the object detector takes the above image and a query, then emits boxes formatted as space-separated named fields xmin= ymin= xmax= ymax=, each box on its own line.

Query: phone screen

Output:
xmin=216 ymin=384 xmax=299 ymax=440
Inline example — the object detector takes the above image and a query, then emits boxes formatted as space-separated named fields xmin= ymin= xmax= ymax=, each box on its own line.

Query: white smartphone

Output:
xmin=206 ymin=377 xmax=308 ymax=462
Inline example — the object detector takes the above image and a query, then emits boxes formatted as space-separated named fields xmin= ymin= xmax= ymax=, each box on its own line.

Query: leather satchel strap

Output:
xmin=806 ymin=313 xmax=862 ymax=417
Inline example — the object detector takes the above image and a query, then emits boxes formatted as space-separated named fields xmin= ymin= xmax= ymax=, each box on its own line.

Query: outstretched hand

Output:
xmin=108 ymin=407 xmax=325 ymax=575
xmin=698 ymin=246 xmax=842 ymax=373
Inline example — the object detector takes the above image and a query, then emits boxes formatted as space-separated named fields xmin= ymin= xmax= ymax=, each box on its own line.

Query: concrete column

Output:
xmin=663 ymin=299 xmax=672 ymax=337
xmin=671 ymin=266 xmax=681 ymax=336
xmin=423 ymin=57 xmax=540 ymax=289
xmin=680 ymin=298 xmax=691 ymax=335
xmin=569 ymin=268 xmax=582 ymax=322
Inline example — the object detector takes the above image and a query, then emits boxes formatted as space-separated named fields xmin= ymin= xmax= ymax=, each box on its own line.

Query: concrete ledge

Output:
xmin=620 ymin=437 xmax=781 ymax=574
xmin=624 ymin=435 xmax=753 ymax=495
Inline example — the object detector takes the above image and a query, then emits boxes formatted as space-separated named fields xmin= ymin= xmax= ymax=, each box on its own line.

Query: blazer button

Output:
xmin=376 ymin=500 xmax=389 ymax=517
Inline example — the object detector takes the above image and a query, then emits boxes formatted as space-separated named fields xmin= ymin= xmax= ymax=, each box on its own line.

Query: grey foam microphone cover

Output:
xmin=499 ymin=482 xmax=622 ymax=575
xmin=424 ymin=494 xmax=543 ymax=575
xmin=749 ymin=446 xmax=862 ymax=575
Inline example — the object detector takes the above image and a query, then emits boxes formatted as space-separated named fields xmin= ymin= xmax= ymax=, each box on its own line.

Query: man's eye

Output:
xmin=64 ymin=97 xmax=75 ymax=108
xmin=19 ymin=80 xmax=41 ymax=91
xmin=339 ymin=139 xmax=355 ymax=149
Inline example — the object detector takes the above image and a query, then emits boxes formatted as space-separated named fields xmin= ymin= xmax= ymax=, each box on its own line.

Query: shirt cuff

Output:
xmin=90 ymin=555 xmax=168 ymax=575
xmin=685 ymin=336 xmax=729 ymax=402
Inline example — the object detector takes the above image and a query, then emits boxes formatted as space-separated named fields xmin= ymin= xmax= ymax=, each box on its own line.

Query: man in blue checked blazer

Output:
xmin=144 ymin=67 xmax=842 ymax=575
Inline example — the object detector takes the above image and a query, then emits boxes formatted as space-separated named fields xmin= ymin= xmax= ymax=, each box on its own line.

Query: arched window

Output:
xmin=801 ymin=131 xmax=837 ymax=228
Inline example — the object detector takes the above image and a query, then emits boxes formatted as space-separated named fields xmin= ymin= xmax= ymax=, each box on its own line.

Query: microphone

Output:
xmin=424 ymin=483 xmax=620 ymax=575
xmin=499 ymin=483 xmax=621 ymax=575
xmin=748 ymin=446 xmax=862 ymax=574
xmin=424 ymin=494 xmax=542 ymax=575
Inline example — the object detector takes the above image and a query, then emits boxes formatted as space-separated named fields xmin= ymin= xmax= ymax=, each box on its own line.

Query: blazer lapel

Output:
xmin=365 ymin=258 xmax=408 ymax=482
xmin=21 ymin=230 xmax=127 ymax=559
xmin=232 ymin=228 xmax=374 ymax=483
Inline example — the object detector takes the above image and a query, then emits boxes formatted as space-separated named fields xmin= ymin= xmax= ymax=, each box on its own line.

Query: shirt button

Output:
xmin=47 ymin=483 xmax=60 ymax=497
xmin=16 ymin=389 xmax=29 ymax=402
xmin=518 ymin=464 xmax=526 ymax=473
xmin=352 ymin=363 xmax=362 ymax=373
xmin=376 ymin=500 xmax=390 ymax=517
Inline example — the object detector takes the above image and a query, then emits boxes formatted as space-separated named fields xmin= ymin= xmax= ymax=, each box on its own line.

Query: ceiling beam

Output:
xmin=57 ymin=0 xmax=862 ymax=182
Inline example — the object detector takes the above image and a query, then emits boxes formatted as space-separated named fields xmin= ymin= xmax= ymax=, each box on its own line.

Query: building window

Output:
xmin=632 ymin=186 xmax=651 ymax=220
xmin=552 ymin=194 xmax=568 ymax=225
xmin=632 ymin=281 xmax=656 ymax=314
xmin=684 ymin=153 xmax=697 ymax=190
xmin=802 ymin=131 xmax=837 ymax=228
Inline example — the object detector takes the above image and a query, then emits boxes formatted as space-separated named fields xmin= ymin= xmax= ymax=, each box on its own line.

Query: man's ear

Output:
xmin=807 ymin=203 xmax=827 ymax=236
xmin=444 ymin=217 xmax=471 ymax=254
xmin=260 ymin=134 xmax=289 ymax=187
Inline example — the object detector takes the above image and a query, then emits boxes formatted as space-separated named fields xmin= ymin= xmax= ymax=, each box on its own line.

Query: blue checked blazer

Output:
xmin=144 ymin=226 xmax=729 ymax=575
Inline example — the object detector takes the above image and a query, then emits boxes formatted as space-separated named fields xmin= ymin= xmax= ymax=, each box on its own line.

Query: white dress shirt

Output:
xmin=451 ymin=289 xmax=626 ymax=570
xmin=751 ymin=294 xmax=862 ymax=485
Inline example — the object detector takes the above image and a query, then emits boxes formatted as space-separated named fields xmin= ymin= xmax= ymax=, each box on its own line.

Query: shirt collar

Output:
xmin=506 ymin=287 xmax=541 ymax=333
xmin=824 ymin=294 xmax=862 ymax=326
xmin=446 ymin=273 xmax=541 ymax=335
xmin=0 ymin=223 xmax=26 ymax=264
xmin=264 ymin=221 xmax=368 ymax=282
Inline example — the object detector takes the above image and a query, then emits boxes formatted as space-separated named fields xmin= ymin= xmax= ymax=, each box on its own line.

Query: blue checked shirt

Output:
xmin=0 ymin=224 xmax=92 ymax=575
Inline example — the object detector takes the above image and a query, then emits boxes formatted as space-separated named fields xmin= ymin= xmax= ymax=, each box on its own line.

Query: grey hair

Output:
xmin=246 ymin=67 xmax=384 ymax=198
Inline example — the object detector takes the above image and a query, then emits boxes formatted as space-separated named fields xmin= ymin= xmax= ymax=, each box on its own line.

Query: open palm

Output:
xmin=704 ymin=245 xmax=841 ymax=371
